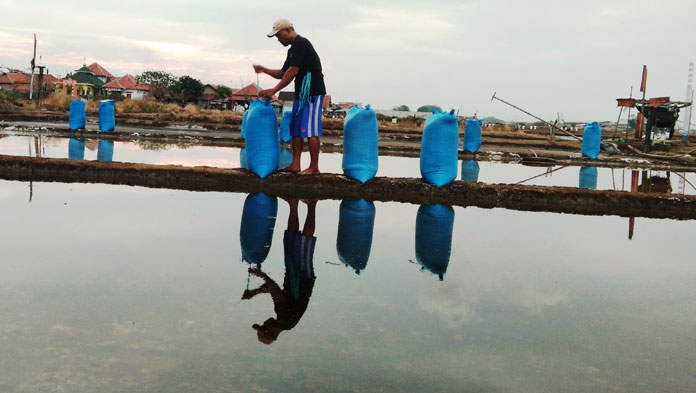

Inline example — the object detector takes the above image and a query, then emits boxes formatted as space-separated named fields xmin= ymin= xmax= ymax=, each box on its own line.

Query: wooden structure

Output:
xmin=616 ymin=96 xmax=692 ymax=151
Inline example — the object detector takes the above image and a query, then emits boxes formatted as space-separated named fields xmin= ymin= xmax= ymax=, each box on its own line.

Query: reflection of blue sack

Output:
xmin=337 ymin=199 xmax=376 ymax=274
xmin=245 ymin=98 xmax=279 ymax=178
xmin=463 ymin=119 xmax=482 ymax=153
xmin=415 ymin=204 xmax=454 ymax=280
xmin=97 ymin=140 xmax=114 ymax=162
xmin=581 ymin=122 xmax=601 ymax=159
xmin=343 ymin=105 xmax=379 ymax=183
xmin=68 ymin=138 xmax=85 ymax=160
xmin=461 ymin=160 xmax=480 ymax=182
xmin=69 ymin=100 xmax=86 ymax=130
xmin=579 ymin=166 xmax=598 ymax=190
xmin=240 ymin=148 xmax=248 ymax=169
xmin=420 ymin=110 xmax=459 ymax=186
xmin=240 ymin=192 xmax=278 ymax=266
xmin=279 ymin=148 xmax=293 ymax=169
xmin=279 ymin=111 xmax=292 ymax=143
xmin=98 ymin=100 xmax=115 ymax=132
xmin=241 ymin=109 xmax=249 ymax=139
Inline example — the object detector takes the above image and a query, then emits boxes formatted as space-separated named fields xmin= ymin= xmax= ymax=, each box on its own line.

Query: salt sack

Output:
xmin=463 ymin=119 xmax=482 ymax=153
xmin=98 ymin=100 xmax=115 ymax=132
xmin=342 ymin=105 xmax=379 ymax=183
xmin=69 ymin=100 xmax=86 ymax=130
xmin=245 ymin=98 xmax=279 ymax=178
xmin=581 ymin=122 xmax=601 ymax=159
xmin=420 ymin=110 xmax=459 ymax=186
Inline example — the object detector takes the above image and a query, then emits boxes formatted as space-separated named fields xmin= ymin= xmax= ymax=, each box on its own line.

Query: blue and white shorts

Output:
xmin=289 ymin=95 xmax=324 ymax=138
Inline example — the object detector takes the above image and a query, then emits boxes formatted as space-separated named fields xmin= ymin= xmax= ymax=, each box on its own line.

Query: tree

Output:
xmin=417 ymin=105 xmax=442 ymax=112
xmin=393 ymin=105 xmax=410 ymax=111
xmin=217 ymin=84 xmax=233 ymax=99
xmin=136 ymin=70 xmax=177 ymax=101
xmin=176 ymin=75 xmax=204 ymax=102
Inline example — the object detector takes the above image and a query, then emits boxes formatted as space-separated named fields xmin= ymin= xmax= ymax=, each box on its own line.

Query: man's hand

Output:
xmin=253 ymin=64 xmax=265 ymax=74
xmin=258 ymin=89 xmax=275 ymax=98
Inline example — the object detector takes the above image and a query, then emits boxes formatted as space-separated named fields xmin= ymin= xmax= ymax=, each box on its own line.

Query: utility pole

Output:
xmin=29 ymin=34 xmax=37 ymax=100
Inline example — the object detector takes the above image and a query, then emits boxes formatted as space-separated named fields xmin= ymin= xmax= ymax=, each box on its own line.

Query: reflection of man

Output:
xmin=254 ymin=18 xmax=326 ymax=174
xmin=242 ymin=199 xmax=317 ymax=344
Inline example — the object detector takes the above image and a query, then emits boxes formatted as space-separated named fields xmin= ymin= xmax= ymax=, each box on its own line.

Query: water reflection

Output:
xmin=240 ymin=148 xmax=294 ymax=170
xmin=336 ymin=199 xmax=376 ymax=274
xmin=68 ymin=138 xmax=85 ymax=160
xmin=579 ymin=166 xmax=598 ymax=190
xmin=242 ymin=198 xmax=317 ymax=344
xmin=239 ymin=192 xmax=278 ymax=267
xmin=97 ymin=140 xmax=114 ymax=163
xmin=415 ymin=204 xmax=455 ymax=280
xmin=460 ymin=160 xmax=480 ymax=182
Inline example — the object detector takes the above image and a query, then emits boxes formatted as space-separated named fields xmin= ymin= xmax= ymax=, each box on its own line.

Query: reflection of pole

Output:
xmin=629 ymin=170 xmax=639 ymax=240
xmin=490 ymin=92 xmax=582 ymax=141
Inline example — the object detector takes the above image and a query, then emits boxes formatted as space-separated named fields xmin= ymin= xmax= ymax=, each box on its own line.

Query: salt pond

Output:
xmin=1 ymin=179 xmax=695 ymax=392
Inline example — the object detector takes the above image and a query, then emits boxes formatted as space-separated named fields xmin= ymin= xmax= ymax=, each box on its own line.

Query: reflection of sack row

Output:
xmin=239 ymin=194 xmax=455 ymax=281
xmin=68 ymin=139 xmax=114 ymax=162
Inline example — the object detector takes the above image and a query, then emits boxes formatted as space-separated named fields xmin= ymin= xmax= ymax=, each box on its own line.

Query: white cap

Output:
xmin=267 ymin=18 xmax=293 ymax=37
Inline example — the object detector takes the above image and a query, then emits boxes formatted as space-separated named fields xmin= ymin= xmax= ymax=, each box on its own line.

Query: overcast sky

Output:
xmin=1 ymin=0 xmax=695 ymax=122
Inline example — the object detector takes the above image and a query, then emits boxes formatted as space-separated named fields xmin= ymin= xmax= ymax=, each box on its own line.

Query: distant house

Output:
xmin=87 ymin=63 xmax=115 ymax=84
xmin=230 ymin=83 xmax=282 ymax=113
xmin=104 ymin=75 xmax=149 ymax=99
xmin=0 ymin=72 xmax=57 ymax=95
xmin=198 ymin=84 xmax=230 ymax=109
xmin=56 ymin=65 xmax=105 ymax=98
xmin=279 ymin=91 xmax=331 ymax=113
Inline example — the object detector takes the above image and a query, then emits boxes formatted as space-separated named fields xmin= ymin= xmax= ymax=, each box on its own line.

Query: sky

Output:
xmin=1 ymin=0 xmax=695 ymax=122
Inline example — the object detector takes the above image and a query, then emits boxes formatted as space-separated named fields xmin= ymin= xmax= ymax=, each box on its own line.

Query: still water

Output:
xmin=1 ymin=179 xmax=695 ymax=392
xmin=1 ymin=135 xmax=695 ymax=195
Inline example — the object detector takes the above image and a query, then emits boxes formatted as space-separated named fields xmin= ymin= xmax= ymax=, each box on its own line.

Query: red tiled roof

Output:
xmin=0 ymin=72 xmax=32 ymax=84
xmin=323 ymin=95 xmax=331 ymax=109
xmin=104 ymin=74 xmax=150 ymax=91
xmin=229 ymin=83 xmax=278 ymax=102
xmin=87 ymin=63 xmax=114 ymax=78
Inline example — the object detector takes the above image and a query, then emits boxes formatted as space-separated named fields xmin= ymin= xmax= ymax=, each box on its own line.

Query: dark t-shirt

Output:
xmin=281 ymin=35 xmax=326 ymax=98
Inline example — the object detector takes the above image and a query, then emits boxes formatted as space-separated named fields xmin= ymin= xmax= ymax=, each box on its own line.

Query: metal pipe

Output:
xmin=491 ymin=92 xmax=582 ymax=141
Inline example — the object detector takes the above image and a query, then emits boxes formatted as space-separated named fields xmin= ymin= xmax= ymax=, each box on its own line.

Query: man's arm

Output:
xmin=253 ymin=64 xmax=285 ymax=79
xmin=258 ymin=66 xmax=299 ymax=98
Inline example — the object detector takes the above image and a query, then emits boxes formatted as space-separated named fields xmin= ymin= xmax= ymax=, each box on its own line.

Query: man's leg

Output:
xmin=282 ymin=136 xmax=302 ymax=172
xmin=301 ymin=199 xmax=317 ymax=237
xmin=301 ymin=136 xmax=320 ymax=174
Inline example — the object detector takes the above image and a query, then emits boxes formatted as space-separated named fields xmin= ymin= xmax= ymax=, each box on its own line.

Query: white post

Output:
xmin=684 ymin=62 xmax=693 ymax=134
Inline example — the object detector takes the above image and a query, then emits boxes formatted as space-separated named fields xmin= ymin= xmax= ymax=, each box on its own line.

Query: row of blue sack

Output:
xmin=240 ymin=193 xmax=454 ymax=280
xmin=69 ymin=99 xmax=116 ymax=132
xmin=242 ymin=97 xmax=603 ymax=186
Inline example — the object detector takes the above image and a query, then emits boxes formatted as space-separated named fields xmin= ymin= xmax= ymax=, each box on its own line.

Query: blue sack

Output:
xmin=415 ymin=204 xmax=454 ymax=281
xmin=240 ymin=192 xmax=278 ymax=266
xmin=245 ymin=98 xmax=279 ymax=178
xmin=463 ymin=119 xmax=482 ymax=153
xmin=241 ymin=108 xmax=249 ymax=139
xmin=420 ymin=110 xmax=459 ymax=186
xmin=461 ymin=160 xmax=480 ymax=182
xmin=68 ymin=138 xmax=85 ymax=160
xmin=336 ymin=199 xmax=376 ymax=275
xmin=342 ymin=105 xmax=379 ymax=183
xmin=97 ymin=140 xmax=114 ymax=162
xmin=279 ymin=111 xmax=292 ymax=143
xmin=279 ymin=148 xmax=293 ymax=169
xmin=69 ymin=100 xmax=86 ymax=130
xmin=581 ymin=122 xmax=601 ymax=159
xmin=240 ymin=147 xmax=248 ymax=169
xmin=579 ymin=166 xmax=598 ymax=190
xmin=98 ymin=99 xmax=115 ymax=132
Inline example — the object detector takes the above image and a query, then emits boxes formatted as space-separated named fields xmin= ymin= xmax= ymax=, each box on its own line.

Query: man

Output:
xmin=254 ymin=19 xmax=326 ymax=174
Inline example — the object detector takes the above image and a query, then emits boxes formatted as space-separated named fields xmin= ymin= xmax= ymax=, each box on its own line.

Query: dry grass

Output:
xmin=41 ymin=92 xmax=73 ymax=111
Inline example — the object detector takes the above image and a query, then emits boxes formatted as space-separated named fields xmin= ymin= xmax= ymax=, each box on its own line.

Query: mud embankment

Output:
xmin=2 ymin=154 xmax=694 ymax=220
